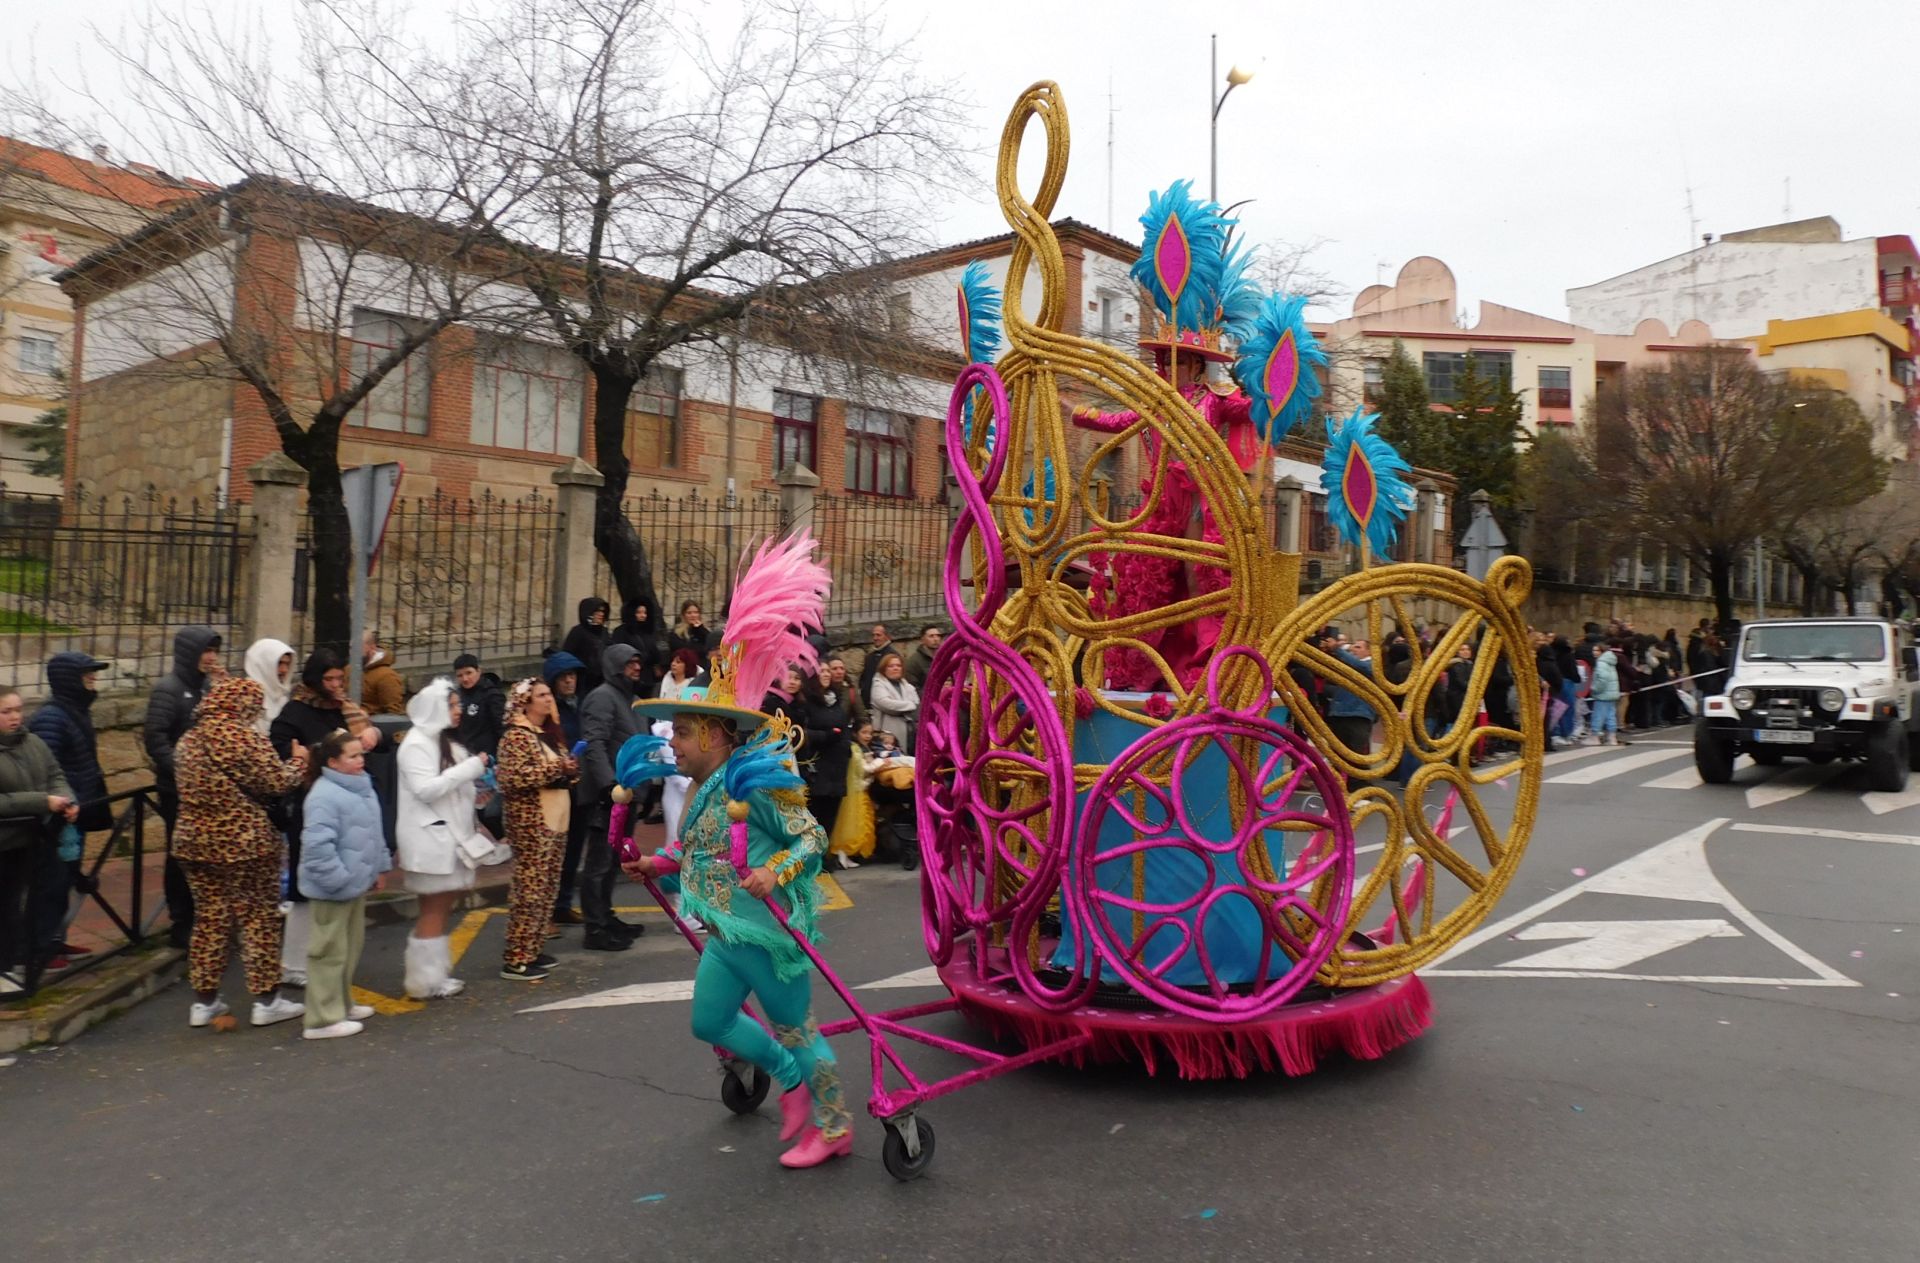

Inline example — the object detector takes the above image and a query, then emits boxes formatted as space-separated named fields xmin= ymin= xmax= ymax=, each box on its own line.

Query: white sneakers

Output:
xmin=189 ymin=997 xmax=231 ymax=1027
xmin=251 ymin=995 xmax=305 ymax=1027
xmin=347 ymin=1004 xmax=375 ymax=1021
xmin=303 ymin=1019 xmax=364 ymax=1040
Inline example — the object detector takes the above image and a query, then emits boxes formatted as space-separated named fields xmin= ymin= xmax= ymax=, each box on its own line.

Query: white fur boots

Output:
xmin=403 ymin=934 xmax=466 ymax=1000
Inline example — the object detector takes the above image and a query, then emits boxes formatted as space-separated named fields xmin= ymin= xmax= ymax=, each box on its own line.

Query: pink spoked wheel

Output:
xmin=913 ymin=634 xmax=1075 ymax=980
xmin=1067 ymin=649 xmax=1355 ymax=1023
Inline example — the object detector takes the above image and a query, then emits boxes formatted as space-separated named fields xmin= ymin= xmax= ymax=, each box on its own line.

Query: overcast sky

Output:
xmin=17 ymin=1 xmax=1920 ymax=325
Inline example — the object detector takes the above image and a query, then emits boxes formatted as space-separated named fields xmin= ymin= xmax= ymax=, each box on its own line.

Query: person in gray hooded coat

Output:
xmin=576 ymin=642 xmax=644 ymax=949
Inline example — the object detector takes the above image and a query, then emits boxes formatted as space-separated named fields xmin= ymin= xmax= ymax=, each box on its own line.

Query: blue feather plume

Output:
xmin=1131 ymin=180 xmax=1232 ymax=329
xmin=957 ymin=260 xmax=1002 ymax=365
xmin=724 ymin=738 xmax=806 ymax=801
xmin=1213 ymin=236 xmax=1264 ymax=334
xmin=613 ymin=732 xmax=678 ymax=787
xmin=1230 ymin=293 xmax=1328 ymax=443
xmin=1321 ymin=409 xmax=1414 ymax=558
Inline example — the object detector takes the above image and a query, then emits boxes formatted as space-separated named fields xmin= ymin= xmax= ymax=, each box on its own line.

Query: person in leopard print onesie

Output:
xmin=496 ymin=678 xmax=578 ymax=981
xmin=172 ymin=676 xmax=309 ymax=1029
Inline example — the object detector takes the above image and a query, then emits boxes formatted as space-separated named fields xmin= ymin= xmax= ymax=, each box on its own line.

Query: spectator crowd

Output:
xmin=0 ymin=598 xmax=943 ymax=1031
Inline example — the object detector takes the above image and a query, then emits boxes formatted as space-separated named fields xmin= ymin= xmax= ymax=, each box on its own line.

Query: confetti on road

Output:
xmin=1109 ymin=1124 xmax=1124 ymax=1135
xmin=1194 ymin=1209 xmax=1218 ymax=1220
xmin=1571 ymin=867 xmax=1589 ymax=877
xmin=719 ymin=1146 xmax=735 ymax=1153
xmin=1571 ymin=1105 xmax=1585 ymax=1112
xmin=1850 ymin=950 xmax=1865 ymax=958
xmin=634 ymin=1194 xmax=667 ymax=1204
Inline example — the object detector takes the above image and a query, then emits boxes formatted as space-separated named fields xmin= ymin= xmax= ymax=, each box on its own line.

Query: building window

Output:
xmin=470 ymin=335 xmax=586 ymax=456
xmin=773 ymin=389 xmax=819 ymax=473
xmin=625 ymin=365 xmax=681 ymax=468
xmin=1423 ymin=350 xmax=1512 ymax=404
xmin=17 ymin=331 xmax=59 ymax=377
xmin=349 ymin=309 xmax=432 ymax=434
xmin=1538 ymin=365 xmax=1572 ymax=410
xmin=845 ymin=406 xmax=914 ymax=497
xmin=1100 ymin=293 xmax=1116 ymax=338
xmin=1305 ymin=493 xmax=1334 ymax=552
xmin=1362 ymin=357 xmax=1386 ymax=403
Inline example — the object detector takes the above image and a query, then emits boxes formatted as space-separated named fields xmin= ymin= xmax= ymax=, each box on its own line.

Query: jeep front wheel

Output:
xmin=1694 ymin=722 xmax=1737 ymax=784
xmin=1865 ymin=723 xmax=1909 ymax=793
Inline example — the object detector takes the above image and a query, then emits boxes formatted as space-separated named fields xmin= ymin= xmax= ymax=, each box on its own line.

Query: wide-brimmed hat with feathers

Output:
xmin=633 ymin=530 xmax=831 ymax=735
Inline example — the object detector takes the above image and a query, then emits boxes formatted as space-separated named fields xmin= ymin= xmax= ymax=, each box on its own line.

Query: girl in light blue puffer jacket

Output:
xmin=297 ymin=731 xmax=392 ymax=1040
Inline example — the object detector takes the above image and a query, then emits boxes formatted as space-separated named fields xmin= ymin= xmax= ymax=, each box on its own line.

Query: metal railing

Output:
xmin=0 ymin=489 xmax=248 ymax=697
xmin=1 ymin=784 xmax=169 ymax=1003
xmin=294 ymin=488 xmax=563 ymax=666
xmin=593 ymin=488 xmax=785 ymax=623
xmin=814 ymin=491 xmax=950 ymax=627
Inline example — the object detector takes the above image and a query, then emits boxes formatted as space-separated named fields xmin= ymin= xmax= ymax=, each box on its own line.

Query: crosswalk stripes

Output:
xmin=1545 ymin=746 xmax=1692 ymax=785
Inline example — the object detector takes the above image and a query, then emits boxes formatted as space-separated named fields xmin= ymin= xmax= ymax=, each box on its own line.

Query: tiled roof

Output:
xmin=0 ymin=137 xmax=214 ymax=211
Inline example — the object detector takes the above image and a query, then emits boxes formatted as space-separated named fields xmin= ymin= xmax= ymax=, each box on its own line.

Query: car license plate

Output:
xmin=1754 ymin=730 xmax=1814 ymax=745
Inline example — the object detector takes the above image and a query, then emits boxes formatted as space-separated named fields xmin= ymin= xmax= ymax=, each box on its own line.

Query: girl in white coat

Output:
xmin=396 ymin=678 xmax=490 ymax=999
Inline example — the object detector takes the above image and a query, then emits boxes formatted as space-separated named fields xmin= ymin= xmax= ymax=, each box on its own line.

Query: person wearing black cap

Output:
xmin=26 ymin=651 xmax=112 ymax=967
xmin=143 ymin=625 xmax=223 ymax=948
xmin=451 ymin=654 xmax=505 ymax=760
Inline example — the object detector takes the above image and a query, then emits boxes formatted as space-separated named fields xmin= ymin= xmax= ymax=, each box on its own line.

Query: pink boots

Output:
xmin=779 ymin=1128 xmax=852 ymax=1169
xmin=779 ymin=1086 xmax=812 ymax=1142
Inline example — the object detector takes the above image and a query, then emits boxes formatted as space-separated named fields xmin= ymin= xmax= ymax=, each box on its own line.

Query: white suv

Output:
xmin=1695 ymin=618 xmax=1920 ymax=792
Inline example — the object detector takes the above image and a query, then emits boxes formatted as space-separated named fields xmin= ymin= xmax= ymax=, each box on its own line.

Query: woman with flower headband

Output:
xmin=496 ymin=677 xmax=579 ymax=982
xmin=622 ymin=531 xmax=852 ymax=1169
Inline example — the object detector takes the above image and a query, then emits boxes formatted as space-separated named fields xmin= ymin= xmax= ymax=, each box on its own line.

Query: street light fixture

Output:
xmin=1210 ymin=33 xmax=1254 ymax=202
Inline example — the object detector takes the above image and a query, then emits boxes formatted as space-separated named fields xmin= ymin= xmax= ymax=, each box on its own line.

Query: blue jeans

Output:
xmin=1555 ymin=680 xmax=1579 ymax=738
xmin=1590 ymin=697 xmax=1619 ymax=738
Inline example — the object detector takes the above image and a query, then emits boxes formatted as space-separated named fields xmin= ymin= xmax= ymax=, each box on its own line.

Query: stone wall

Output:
xmin=1522 ymin=580 xmax=1760 ymax=636
xmin=70 ymin=357 xmax=230 ymax=503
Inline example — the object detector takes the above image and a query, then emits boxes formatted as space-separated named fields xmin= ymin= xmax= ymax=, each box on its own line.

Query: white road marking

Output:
xmin=1744 ymin=764 xmax=1842 ymax=811
xmin=519 ymin=979 xmax=697 ymax=1013
xmin=1546 ymin=747 xmax=1691 ymax=785
xmin=1429 ymin=818 xmax=1858 ymax=987
xmin=1355 ymin=824 xmax=1470 ymax=856
xmin=1501 ymin=918 xmax=1742 ymax=971
xmin=1730 ymin=822 xmax=1920 ymax=847
xmin=1541 ymin=744 xmax=1614 ymax=767
xmin=1862 ymin=785 xmax=1920 ymax=816
xmin=856 ymin=966 xmax=944 ymax=990
xmin=1642 ymin=765 xmax=1704 ymax=790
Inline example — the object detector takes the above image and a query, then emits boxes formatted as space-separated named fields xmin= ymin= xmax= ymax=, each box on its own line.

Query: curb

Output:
xmin=0 ymin=947 xmax=186 ymax=1053
xmin=364 ymin=877 xmax=512 ymax=927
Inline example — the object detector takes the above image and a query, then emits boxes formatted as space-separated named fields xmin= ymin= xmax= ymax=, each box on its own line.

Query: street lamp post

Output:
xmin=1209 ymin=33 xmax=1254 ymax=202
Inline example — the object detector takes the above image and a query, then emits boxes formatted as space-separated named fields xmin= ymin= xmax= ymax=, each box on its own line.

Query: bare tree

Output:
xmin=23 ymin=3 xmax=538 ymax=651
xmin=1779 ymin=460 xmax=1920 ymax=615
xmin=1577 ymin=351 xmax=1884 ymax=628
xmin=384 ymin=0 xmax=969 ymax=618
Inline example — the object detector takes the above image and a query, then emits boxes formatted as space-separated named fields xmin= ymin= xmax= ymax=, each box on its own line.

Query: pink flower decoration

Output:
xmin=1143 ymin=693 xmax=1173 ymax=720
xmin=1073 ymin=688 xmax=1096 ymax=720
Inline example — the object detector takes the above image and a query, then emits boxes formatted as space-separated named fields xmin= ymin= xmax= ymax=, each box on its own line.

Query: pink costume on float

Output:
xmin=1073 ymin=343 xmax=1259 ymax=691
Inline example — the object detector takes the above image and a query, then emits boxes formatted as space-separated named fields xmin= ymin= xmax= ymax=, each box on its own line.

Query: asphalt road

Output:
xmin=4 ymin=734 xmax=1917 ymax=1263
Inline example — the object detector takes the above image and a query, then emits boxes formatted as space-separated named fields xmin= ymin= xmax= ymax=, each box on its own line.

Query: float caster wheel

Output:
xmin=881 ymin=1115 xmax=937 ymax=1181
xmin=719 ymin=1063 xmax=770 ymax=1114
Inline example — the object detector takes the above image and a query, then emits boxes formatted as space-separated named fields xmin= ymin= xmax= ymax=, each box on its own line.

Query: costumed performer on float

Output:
xmin=1069 ymin=180 xmax=1326 ymax=690
xmin=616 ymin=531 xmax=853 ymax=1170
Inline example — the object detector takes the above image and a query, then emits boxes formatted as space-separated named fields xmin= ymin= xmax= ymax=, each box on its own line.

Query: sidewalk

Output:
xmin=0 ymin=817 xmax=668 ymax=1052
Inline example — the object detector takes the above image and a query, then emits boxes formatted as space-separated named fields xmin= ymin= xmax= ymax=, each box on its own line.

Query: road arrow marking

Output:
xmin=1731 ymin=822 xmax=1920 ymax=847
xmin=1501 ymin=918 xmax=1742 ymax=971
xmin=1429 ymin=818 xmax=1858 ymax=987
xmin=1546 ymin=747 xmax=1690 ymax=785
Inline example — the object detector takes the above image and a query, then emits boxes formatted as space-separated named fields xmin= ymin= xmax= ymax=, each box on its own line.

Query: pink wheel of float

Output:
xmin=913 ymin=637 xmax=1075 ymax=971
xmin=1067 ymin=649 xmax=1355 ymax=1022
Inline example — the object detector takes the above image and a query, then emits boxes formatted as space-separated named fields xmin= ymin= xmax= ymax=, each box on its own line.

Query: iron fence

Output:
xmin=0 ymin=489 xmax=248 ymax=697
xmin=815 ymin=492 xmax=950 ymax=628
xmin=293 ymin=489 xmax=562 ymax=667
xmin=593 ymin=488 xmax=784 ymax=623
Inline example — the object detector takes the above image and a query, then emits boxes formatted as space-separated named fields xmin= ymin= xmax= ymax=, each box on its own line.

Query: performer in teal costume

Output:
xmin=621 ymin=531 xmax=853 ymax=1170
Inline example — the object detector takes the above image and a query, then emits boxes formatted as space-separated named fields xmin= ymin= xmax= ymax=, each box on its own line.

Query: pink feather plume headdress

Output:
xmin=704 ymin=529 xmax=833 ymax=715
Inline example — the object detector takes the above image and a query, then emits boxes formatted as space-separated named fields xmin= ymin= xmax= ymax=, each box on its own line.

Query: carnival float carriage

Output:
xmin=620 ymin=80 xmax=1547 ymax=1180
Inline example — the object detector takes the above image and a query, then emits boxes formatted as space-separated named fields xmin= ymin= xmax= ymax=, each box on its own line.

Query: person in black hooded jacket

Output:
xmin=27 ymin=651 xmax=111 ymax=963
xmin=561 ymin=597 xmax=611 ymax=693
xmin=144 ymin=625 xmax=222 ymax=947
xmin=609 ymin=598 xmax=668 ymax=699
